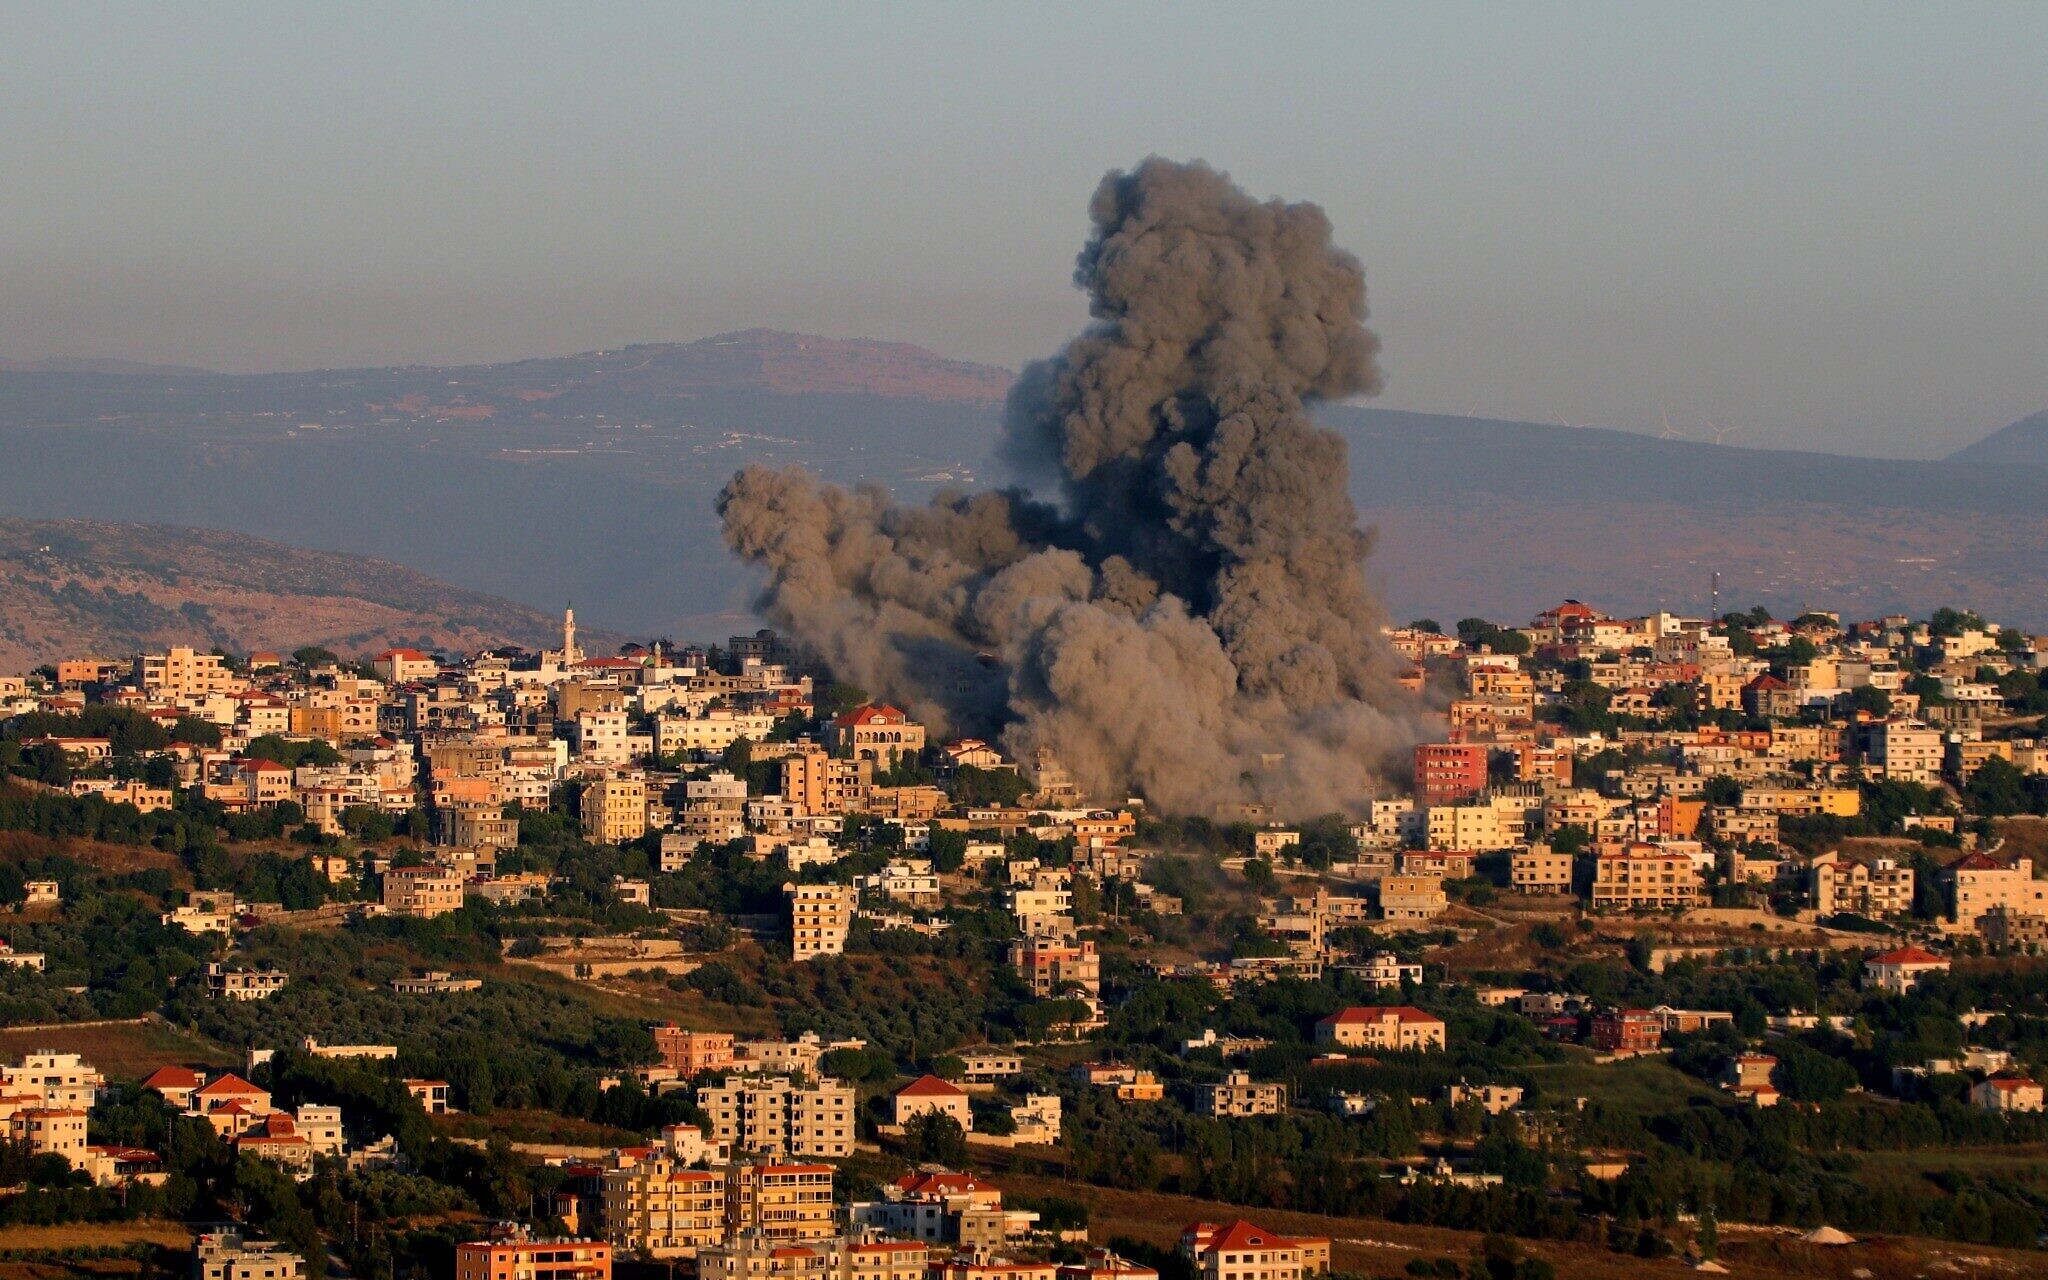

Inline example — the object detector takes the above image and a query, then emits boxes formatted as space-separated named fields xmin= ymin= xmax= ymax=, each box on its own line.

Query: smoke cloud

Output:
xmin=718 ymin=158 xmax=1425 ymax=816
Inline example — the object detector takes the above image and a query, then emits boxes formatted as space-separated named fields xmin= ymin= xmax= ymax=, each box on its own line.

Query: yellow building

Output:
xmin=582 ymin=777 xmax=649 ymax=845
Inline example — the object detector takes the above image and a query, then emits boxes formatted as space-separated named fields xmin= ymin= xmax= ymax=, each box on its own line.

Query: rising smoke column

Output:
xmin=718 ymin=158 xmax=1424 ymax=815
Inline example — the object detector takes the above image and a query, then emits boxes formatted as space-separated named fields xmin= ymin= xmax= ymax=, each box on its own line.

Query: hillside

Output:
xmin=1 ymin=335 xmax=2045 ymax=634
xmin=1948 ymin=408 xmax=2048 ymax=467
xmin=0 ymin=519 xmax=580 ymax=671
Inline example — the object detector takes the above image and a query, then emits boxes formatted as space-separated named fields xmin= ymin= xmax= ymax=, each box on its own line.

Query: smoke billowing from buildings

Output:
xmin=718 ymin=158 xmax=1425 ymax=815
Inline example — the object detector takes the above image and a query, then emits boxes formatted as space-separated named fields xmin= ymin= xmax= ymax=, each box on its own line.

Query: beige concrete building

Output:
xmin=382 ymin=864 xmax=466 ymax=918
xmin=698 ymin=1077 xmax=856 ymax=1159
xmin=786 ymin=883 xmax=857 ymax=960
xmin=1313 ymin=1006 xmax=1446 ymax=1053
xmin=1810 ymin=851 xmax=1915 ymax=918
xmin=136 ymin=646 xmax=235 ymax=698
xmin=1590 ymin=844 xmax=1702 ymax=911
xmin=1199 ymin=1071 xmax=1286 ymax=1118
xmin=1376 ymin=875 xmax=1447 ymax=922
xmin=1949 ymin=854 xmax=2048 ymax=931
xmin=1510 ymin=844 xmax=1574 ymax=894
xmin=781 ymin=751 xmax=873 ymax=815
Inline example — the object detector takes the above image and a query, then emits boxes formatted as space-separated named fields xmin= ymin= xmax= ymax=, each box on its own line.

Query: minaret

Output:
xmin=563 ymin=604 xmax=581 ymax=665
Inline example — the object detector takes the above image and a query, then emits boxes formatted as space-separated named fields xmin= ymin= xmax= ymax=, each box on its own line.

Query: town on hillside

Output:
xmin=0 ymin=600 xmax=2046 ymax=1277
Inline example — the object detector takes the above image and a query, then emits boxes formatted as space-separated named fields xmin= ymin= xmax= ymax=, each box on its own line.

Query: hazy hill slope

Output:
xmin=0 ymin=519 xmax=577 ymax=671
xmin=1947 ymin=409 xmax=2048 ymax=467
xmin=1 ymin=334 xmax=2044 ymax=633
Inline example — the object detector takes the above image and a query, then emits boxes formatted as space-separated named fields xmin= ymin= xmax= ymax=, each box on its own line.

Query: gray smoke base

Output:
xmin=718 ymin=158 xmax=1427 ymax=817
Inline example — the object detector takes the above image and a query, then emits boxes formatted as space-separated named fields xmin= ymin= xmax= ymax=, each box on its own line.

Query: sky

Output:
xmin=3 ymin=2 xmax=2044 ymax=458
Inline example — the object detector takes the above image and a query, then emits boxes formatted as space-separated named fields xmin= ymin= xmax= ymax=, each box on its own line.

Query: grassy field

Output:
xmin=0 ymin=1017 xmax=237 ymax=1080
xmin=989 ymin=1170 xmax=2038 ymax=1280
xmin=0 ymin=1222 xmax=191 ymax=1253
xmin=1521 ymin=1053 xmax=1719 ymax=1114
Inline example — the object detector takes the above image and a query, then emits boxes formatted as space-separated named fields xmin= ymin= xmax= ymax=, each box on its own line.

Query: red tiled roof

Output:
xmin=832 ymin=703 xmax=907 ymax=728
xmin=1318 ymin=1005 xmax=1442 ymax=1026
xmin=141 ymin=1065 xmax=202 ymax=1091
xmin=1869 ymin=945 xmax=1946 ymax=966
xmin=194 ymin=1072 xmax=266 ymax=1098
xmin=895 ymin=1073 xmax=966 ymax=1098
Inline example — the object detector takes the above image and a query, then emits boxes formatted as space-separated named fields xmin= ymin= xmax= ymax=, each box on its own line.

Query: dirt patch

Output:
xmin=0 ymin=1017 xmax=237 ymax=1080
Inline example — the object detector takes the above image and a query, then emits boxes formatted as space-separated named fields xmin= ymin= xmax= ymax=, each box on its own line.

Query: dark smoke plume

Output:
xmin=718 ymin=158 xmax=1424 ymax=815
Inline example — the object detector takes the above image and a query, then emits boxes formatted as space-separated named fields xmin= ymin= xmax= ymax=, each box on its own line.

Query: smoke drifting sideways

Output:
xmin=718 ymin=158 xmax=1428 ymax=817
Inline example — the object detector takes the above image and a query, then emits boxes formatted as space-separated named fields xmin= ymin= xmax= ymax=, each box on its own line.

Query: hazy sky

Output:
xmin=4 ymin=2 xmax=2044 ymax=457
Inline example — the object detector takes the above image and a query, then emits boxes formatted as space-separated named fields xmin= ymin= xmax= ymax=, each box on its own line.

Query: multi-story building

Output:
xmin=697 ymin=1231 xmax=927 ymax=1280
xmin=582 ymin=776 xmax=649 ymax=844
xmin=604 ymin=1156 xmax=728 ymax=1257
xmin=1590 ymin=844 xmax=1701 ymax=912
xmin=824 ymin=705 xmax=926 ymax=768
xmin=726 ymin=1161 xmax=837 ymax=1241
xmin=1199 ymin=1071 xmax=1286 ymax=1118
xmin=1313 ymin=1006 xmax=1445 ymax=1053
xmin=786 ymin=883 xmax=857 ymax=960
xmin=1179 ymin=1221 xmax=1331 ymax=1280
xmin=136 ymin=646 xmax=235 ymax=699
xmin=1809 ymin=851 xmax=1915 ymax=918
xmin=1008 ymin=937 xmax=1100 ymax=997
xmin=382 ymin=864 xmax=466 ymax=918
xmin=1414 ymin=744 xmax=1488 ymax=807
xmin=1947 ymin=854 xmax=2048 ymax=931
xmin=655 ymin=1027 xmax=736 ymax=1077
xmin=1376 ymin=875 xmax=1447 ymax=922
xmin=1862 ymin=720 xmax=1944 ymax=783
xmin=1589 ymin=1009 xmax=1663 ymax=1054
xmin=0 ymin=1051 xmax=105 ymax=1110
xmin=1510 ymin=844 xmax=1574 ymax=894
xmin=456 ymin=1228 xmax=611 ymax=1280
xmin=697 ymin=1077 xmax=857 ymax=1159
xmin=781 ymin=751 xmax=873 ymax=815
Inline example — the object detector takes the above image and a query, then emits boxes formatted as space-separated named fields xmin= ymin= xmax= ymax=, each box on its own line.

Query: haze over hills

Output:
xmin=0 ymin=330 xmax=2044 ymax=638
xmin=1947 ymin=408 xmax=2048 ymax=468
xmin=0 ymin=518 xmax=585 ymax=672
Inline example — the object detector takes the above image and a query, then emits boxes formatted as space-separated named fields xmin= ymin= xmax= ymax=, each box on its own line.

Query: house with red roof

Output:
xmin=1179 ymin=1221 xmax=1331 ymax=1280
xmin=825 ymin=704 xmax=926 ymax=768
xmin=235 ymin=1112 xmax=314 ymax=1173
xmin=370 ymin=647 xmax=439 ymax=684
xmin=1313 ymin=1006 xmax=1445 ymax=1053
xmin=891 ymin=1074 xmax=971 ymax=1131
xmin=190 ymin=1073 xmax=273 ymax=1134
xmin=1864 ymin=945 xmax=1950 ymax=995
xmin=140 ymin=1064 xmax=205 ymax=1110
xmin=1971 ymin=1075 xmax=2045 ymax=1114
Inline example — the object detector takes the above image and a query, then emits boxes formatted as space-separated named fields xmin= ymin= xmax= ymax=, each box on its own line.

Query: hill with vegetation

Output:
xmin=0 ymin=518 xmax=573 ymax=670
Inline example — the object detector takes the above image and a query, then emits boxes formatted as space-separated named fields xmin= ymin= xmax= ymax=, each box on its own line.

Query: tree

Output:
xmin=1848 ymin=684 xmax=1892 ymax=717
xmin=903 ymin=1111 xmax=968 ymax=1165
xmin=928 ymin=829 xmax=969 ymax=874
xmin=1408 ymin=619 xmax=1443 ymax=635
xmin=292 ymin=646 xmax=339 ymax=667
xmin=1966 ymin=757 xmax=2030 ymax=817
xmin=820 ymin=684 xmax=869 ymax=719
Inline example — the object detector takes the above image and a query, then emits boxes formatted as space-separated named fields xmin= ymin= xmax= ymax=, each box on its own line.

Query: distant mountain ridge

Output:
xmin=1 ymin=333 xmax=2045 ymax=634
xmin=0 ymin=328 xmax=1013 ymax=419
xmin=0 ymin=356 xmax=218 ymax=376
xmin=0 ymin=519 xmax=590 ymax=672
xmin=1947 ymin=409 xmax=2048 ymax=468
